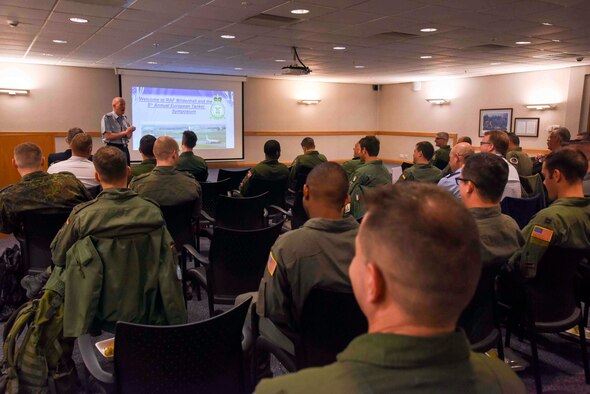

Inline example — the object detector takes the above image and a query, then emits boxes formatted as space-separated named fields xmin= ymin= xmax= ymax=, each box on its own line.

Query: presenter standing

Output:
xmin=101 ymin=97 xmax=135 ymax=165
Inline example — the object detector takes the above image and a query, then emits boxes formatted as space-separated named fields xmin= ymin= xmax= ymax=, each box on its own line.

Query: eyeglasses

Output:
xmin=455 ymin=177 xmax=478 ymax=187
xmin=480 ymin=141 xmax=492 ymax=145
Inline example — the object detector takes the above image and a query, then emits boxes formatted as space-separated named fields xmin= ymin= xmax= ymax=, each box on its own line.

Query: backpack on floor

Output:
xmin=0 ymin=244 xmax=26 ymax=321
xmin=0 ymin=284 xmax=77 ymax=394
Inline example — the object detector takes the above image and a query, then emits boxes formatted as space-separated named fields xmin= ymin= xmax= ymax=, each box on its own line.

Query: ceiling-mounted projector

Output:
xmin=281 ymin=47 xmax=311 ymax=75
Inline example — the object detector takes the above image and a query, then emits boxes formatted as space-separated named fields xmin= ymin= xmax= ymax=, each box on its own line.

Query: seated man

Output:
xmin=0 ymin=142 xmax=91 ymax=234
xmin=459 ymin=153 xmax=524 ymax=266
xmin=480 ymin=130 xmax=521 ymax=199
xmin=130 ymin=136 xmax=201 ymax=221
xmin=48 ymin=127 xmax=84 ymax=166
xmin=288 ymin=137 xmax=327 ymax=188
xmin=437 ymin=142 xmax=474 ymax=199
xmin=256 ymin=183 xmax=525 ymax=393
xmin=239 ymin=139 xmax=289 ymax=196
xmin=507 ymin=149 xmax=590 ymax=279
xmin=432 ymin=132 xmax=451 ymax=170
xmin=48 ymin=133 xmax=98 ymax=189
xmin=50 ymin=146 xmax=187 ymax=336
xmin=341 ymin=140 xmax=363 ymax=179
xmin=255 ymin=162 xmax=358 ymax=355
xmin=506 ymin=133 xmax=533 ymax=176
xmin=177 ymin=130 xmax=208 ymax=182
xmin=130 ymin=134 xmax=156 ymax=181
xmin=398 ymin=141 xmax=442 ymax=184
xmin=348 ymin=136 xmax=392 ymax=219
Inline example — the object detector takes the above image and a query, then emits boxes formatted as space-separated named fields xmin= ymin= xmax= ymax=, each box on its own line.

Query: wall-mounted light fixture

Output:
xmin=298 ymin=99 xmax=321 ymax=105
xmin=0 ymin=88 xmax=29 ymax=96
xmin=525 ymin=104 xmax=556 ymax=110
xmin=426 ymin=98 xmax=449 ymax=105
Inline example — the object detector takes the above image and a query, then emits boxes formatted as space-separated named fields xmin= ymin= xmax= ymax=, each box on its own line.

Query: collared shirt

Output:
xmin=255 ymin=331 xmax=525 ymax=394
xmin=239 ymin=159 xmax=289 ymax=196
xmin=398 ymin=163 xmax=443 ymax=184
xmin=101 ymin=111 xmax=130 ymax=145
xmin=501 ymin=156 xmax=522 ymax=200
xmin=48 ymin=155 xmax=99 ymax=188
xmin=130 ymin=158 xmax=157 ymax=181
xmin=437 ymin=167 xmax=462 ymax=199
xmin=288 ymin=150 xmax=327 ymax=187
xmin=177 ymin=151 xmax=208 ymax=183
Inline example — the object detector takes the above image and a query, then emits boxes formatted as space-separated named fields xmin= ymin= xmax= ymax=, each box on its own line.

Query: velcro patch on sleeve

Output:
xmin=531 ymin=225 xmax=553 ymax=243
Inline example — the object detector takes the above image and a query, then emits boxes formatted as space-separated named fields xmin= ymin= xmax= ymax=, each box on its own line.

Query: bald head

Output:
xmin=153 ymin=136 xmax=179 ymax=165
xmin=450 ymin=142 xmax=475 ymax=172
xmin=112 ymin=97 xmax=126 ymax=116
xmin=303 ymin=162 xmax=350 ymax=217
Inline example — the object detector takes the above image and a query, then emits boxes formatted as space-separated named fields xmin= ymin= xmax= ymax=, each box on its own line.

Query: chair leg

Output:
xmin=584 ymin=303 xmax=589 ymax=327
xmin=530 ymin=332 xmax=543 ymax=394
xmin=207 ymin=290 xmax=215 ymax=317
xmin=505 ymin=327 xmax=512 ymax=348
xmin=578 ymin=321 xmax=590 ymax=384
xmin=497 ymin=329 xmax=505 ymax=361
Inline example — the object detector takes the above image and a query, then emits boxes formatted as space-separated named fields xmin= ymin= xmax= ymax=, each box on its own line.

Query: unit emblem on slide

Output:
xmin=210 ymin=96 xmax=225 ymax=120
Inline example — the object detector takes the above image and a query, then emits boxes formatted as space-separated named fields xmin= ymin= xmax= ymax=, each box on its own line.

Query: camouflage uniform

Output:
xmin=398 ymin=163 xmax=443 ymax=184
xmin=432 ymin=145 xmax=451 ymax=169
xmin=288 ymin=151 xmax=327 ymax=187
xmin=341 ymin=158 xmax=363 ymax=180
xmin=177 ymin=151 xmax=208 ymax=182
xmin=129 ymin=158 xmax=156 ymax=181
xmin=348 ymin=160 xmax=392 ymax=219
xmin=508 ymin=197 xmax=590 ymax=279
xmin=239 ymin=159 xmax=289 ymax=196
xmin=507 ymin=148 xmax=533 ymax=176
xmin=129 ymin=166 xmax=201 ymax=221
xmin=0 ymin=171 xmax=91 ymax=234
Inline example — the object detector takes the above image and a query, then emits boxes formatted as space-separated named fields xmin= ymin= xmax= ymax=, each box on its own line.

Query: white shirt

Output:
xmin=501 ymin=156 xmax=522 ymax=200
xmin=47 ymin=156 xmax=99 ymax=188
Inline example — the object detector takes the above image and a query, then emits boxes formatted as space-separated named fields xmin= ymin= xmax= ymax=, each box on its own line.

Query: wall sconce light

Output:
xmin=297 ymin=99 xmax=321 ymax=105
xmin=426 ymin=98 xmax=449 ymax=105
xmin=0 ymin=88 xmax=29 ymax=96
xmin=525 ymin=104 xmax=556 ymax=110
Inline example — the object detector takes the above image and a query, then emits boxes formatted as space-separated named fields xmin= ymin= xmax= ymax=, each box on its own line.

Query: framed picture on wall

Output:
xmin=514 ymin=117 xmax=540 ymax=137
xmin=479 ymin=108 xmax=513 ymax=136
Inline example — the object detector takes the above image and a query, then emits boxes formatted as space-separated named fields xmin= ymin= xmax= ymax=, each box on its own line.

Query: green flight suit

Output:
xmin=348 ymin=160 xmax=392 ymax=219
xmin=0 ymin=171 xmax=91 ymax=234
xmin=129 ymin=158 xmax=156 ymax=181
xmin=288 ymin=151 xmax=327 ymax=187
xmin=177 ymin=151 xmax=208 ymax=182
xmin=129 ymin=166 xmax=202 ymax=221
xmin=255 ymin=331 xmax=525 ymax=394
xmin=398 ymin=163 xmax=443 ymax=184
xmin=256 ymin=216 xmax=359 ymax=340
xmin=507 ymin=148 xmax=533 ymax=176
xmin=508 ymin=197 xmax=590 ymax=279
xmin=432 ymin=145 xmax=451 ymax=169
xmin=341 ymin=158 xmax=363 ymax=180
xmin=239 ymin=159 xmax=289 ymax=196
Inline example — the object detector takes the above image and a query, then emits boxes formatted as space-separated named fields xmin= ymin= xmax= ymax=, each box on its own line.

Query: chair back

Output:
xmin=217 ymin=168 xmax=250 ymax=191
xmin=114 ymin=297 xmax=251 ymax=394
xmin=296 ymin=288 xmax=367 ymax=369
xmin=500 ymin=194 xmax=545 ymax=229
xmin=200 ymin=178 xmax=231 ymax=218
xmin=208 ymin=221 xmax=283 ymax=297
xmin=528 ymin=247 xmax=586 ymax=323
xmin=291 ymin=166 xmax=313 ymax=229
xmin=14 ymin=208 xmax=72 ymax=274
xmin=160 ymin=200 xmax=197 ymax=248
xmin=401 ymin=162 xmax=413 ymax=172
xmin=87 ymin=185 xmax=101 ymax=198
xmin=214 ymin=193 xmax=268 ymax=230
xmin=246 ymin=177 xmax=288 ymax=208
xmin=520 ymin=173 xmax=546 ymax=202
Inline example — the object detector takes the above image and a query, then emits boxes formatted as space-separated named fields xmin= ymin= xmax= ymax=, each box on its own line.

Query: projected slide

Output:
xmin=130 ymin=86 xmax=235 ymax=151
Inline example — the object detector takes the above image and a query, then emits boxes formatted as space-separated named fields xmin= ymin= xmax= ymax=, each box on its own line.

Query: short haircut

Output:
xmin=153 ymin=136 xmax=179 ymax=161
xmin=305 ymin=162 xmax=349 ymax=209
xmin=182 ymin=130 xmax=197 ymax=149
xmin=70 ymin=133 xmax=92 ymax=156
xmin=544 ymin=148 xmax=587 ymax=183
xmin=139 ymin=135 xmax=156 ymax=158
xmin=416 ymin=141 xmax=435 ymax=161
xmin=14 ymin=142 xmax=42 ymax=169
xmin=436 ymin=132 xmax=449 ymax=140
xmin=462 ymin=153 xmax=508 ymax=203
xmin=359 ymin=136 xmax=380 ymax=156
xmin=66 ymin=127 xmax=84 ymax=144
xmin=362 ymin=183 xmax=480 ymax=327
xmin=301 ymin=137 xmax=315 ymax=149
xmin=507 ymin=133 xmax=520 ymax=147
xmin=93 ymin=146 xmax=127 ymax=183
xmin=484 ymin=130 xmax=509 ymax=156
xmin=555 ymin=127 xmax=571 ymax=143
xmin=458 ymin=136 xmax=472 ymax=144
xmin=264 ymin=139 xmax=281 ymax=159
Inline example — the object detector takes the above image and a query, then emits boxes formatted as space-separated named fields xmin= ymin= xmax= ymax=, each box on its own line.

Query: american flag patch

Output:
xmin=267 ymin=252 xmax=277 ymax=276
xmin=531 ymin=225 xmax=553 ymax=243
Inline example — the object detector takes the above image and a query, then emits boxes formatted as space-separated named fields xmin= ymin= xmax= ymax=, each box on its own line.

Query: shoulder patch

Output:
xmin=509 ymin=156 xmax=519 ymax=165
xmin=71 ymin=199 xmax=99 ymax=214
xmin=544 ymin=217 xmax=552 ymax=225
xmin=531 ymin=225 xmax=553 ymax=243
xmin=267 ymin=252 xmax=278 ymax=276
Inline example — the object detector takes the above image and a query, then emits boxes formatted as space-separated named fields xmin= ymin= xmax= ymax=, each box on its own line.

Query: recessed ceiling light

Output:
xmin=221 ymin=34 xmax=235 ymax=39
xmin=176 ymin=50 xmax=190 ymax=54
xmin=542 ymin=22 xmax=553 ymax=26
xmin=515 ymin=41 xmax=531 ymax=45
xmin=490 ymin=62 xmax=502 ymax=65
xmin=147 ymin=61 xmax=158 ymax=64
xmin=291 ymin=9 xmax=310 ymax=14
xmin=420 ymin=55 xmax=432 ymax=59
xmin=354 ymin=65 xmax=365 ymax=68
xmin=234 ymin=67 xmax=243 ymax=70
xmin=333 ymin=46 xmax=346 ymax=50
xmin=69 ymin=17 xmax=88 ymax=23
xmin=52 ymin=39 xmax=67 ymax=44
xmin=420 ymin=27 xmax=437 ymax=32
xmin=41 ymin=53 xmax=54 ymax=57
xmin=552 ymin=39 xmax=561 ymax=43
xmin=275 ymin=59 xmax=286 ymax=62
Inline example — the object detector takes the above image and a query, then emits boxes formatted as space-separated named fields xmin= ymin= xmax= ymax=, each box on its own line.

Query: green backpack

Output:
xmin=0 ymin=283 xmax=77 ymax=394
